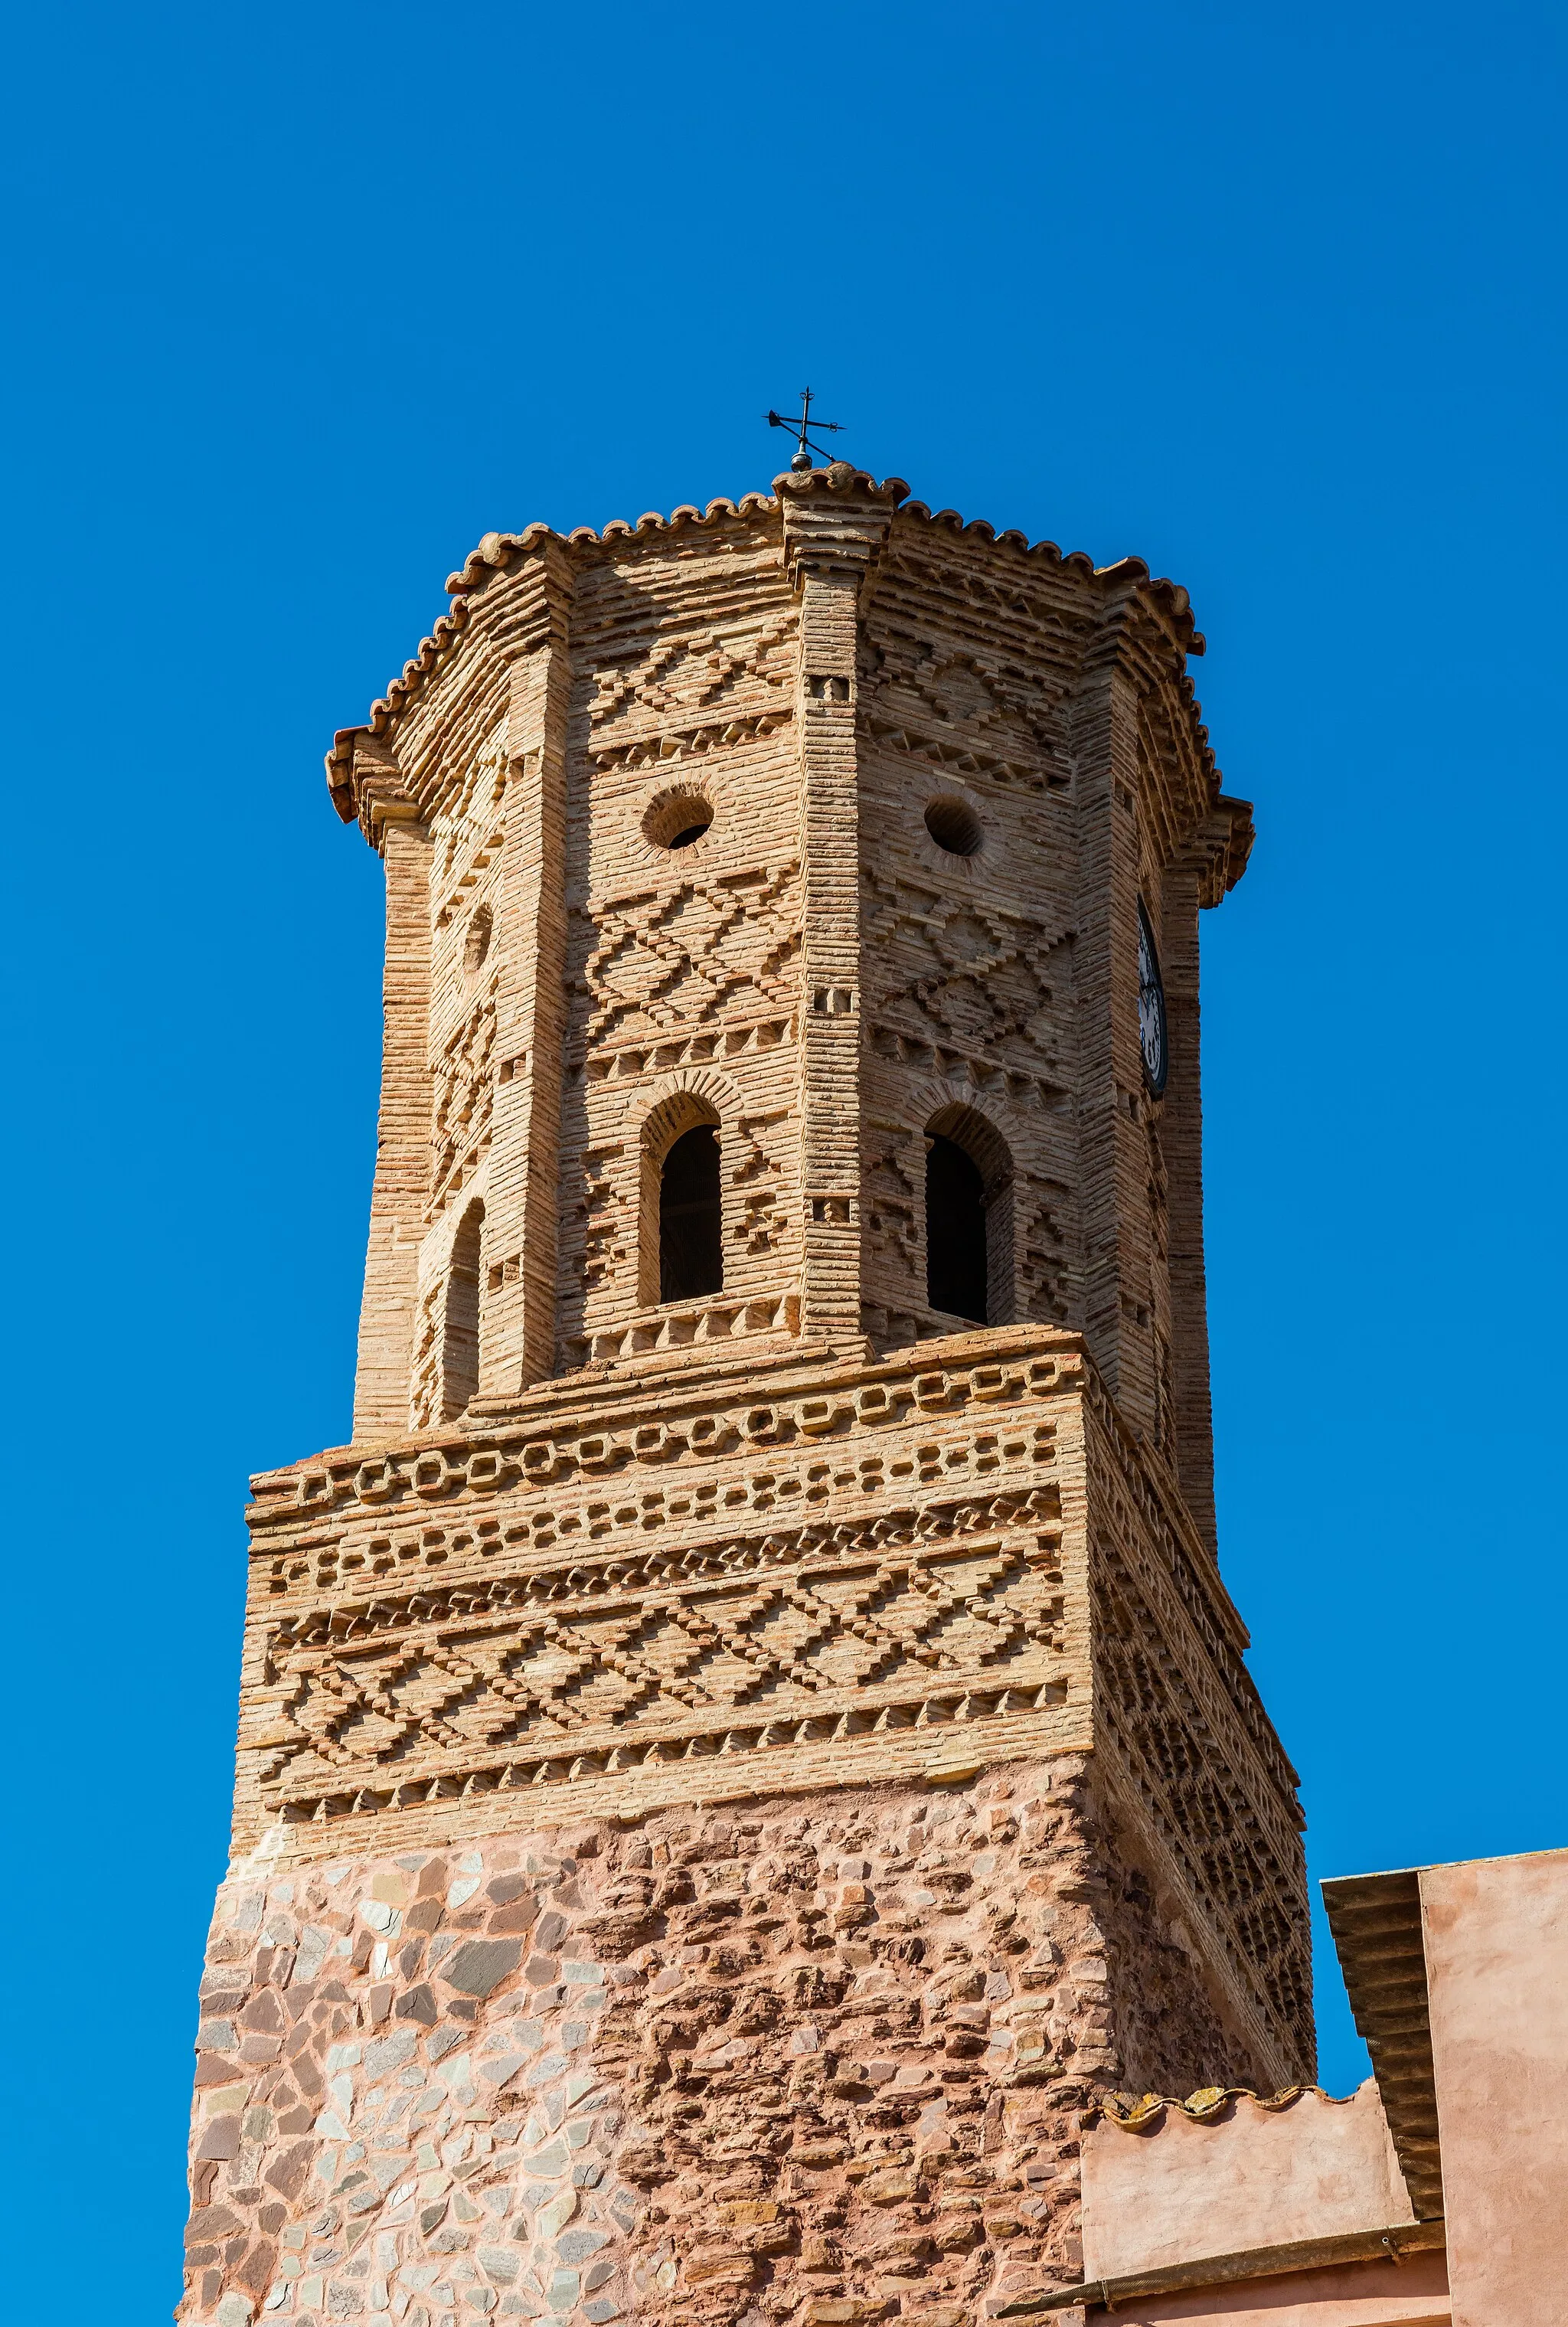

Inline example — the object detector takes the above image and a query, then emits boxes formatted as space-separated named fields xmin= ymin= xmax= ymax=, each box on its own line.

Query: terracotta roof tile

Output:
xmin=1093 ymin=2084 xmax=1333 ymax=2130
xmin=325 ymin=469 xmax=1219 ymax=829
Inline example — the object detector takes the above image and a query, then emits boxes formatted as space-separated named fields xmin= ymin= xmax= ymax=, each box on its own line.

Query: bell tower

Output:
xmin=180 ymin=469 xmax=1308 ymax=2327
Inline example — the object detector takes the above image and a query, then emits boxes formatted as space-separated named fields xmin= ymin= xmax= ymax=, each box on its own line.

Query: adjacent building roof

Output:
xmin=1322 ymin=1868 xmax=1445 ymax=2218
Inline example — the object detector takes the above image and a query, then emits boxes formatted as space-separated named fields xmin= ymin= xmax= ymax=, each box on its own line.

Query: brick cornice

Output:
xmin=325 ymin=476 xmax=1242 ymax=897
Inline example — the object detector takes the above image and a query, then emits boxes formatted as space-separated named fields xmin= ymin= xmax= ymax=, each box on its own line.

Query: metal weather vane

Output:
xmin=764 ymin=387 xmax=844 ymax=472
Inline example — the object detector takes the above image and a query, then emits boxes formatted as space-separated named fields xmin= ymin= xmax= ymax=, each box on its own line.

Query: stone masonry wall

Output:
xmin=181 ymin=1755 xmax=1256 ymax=2327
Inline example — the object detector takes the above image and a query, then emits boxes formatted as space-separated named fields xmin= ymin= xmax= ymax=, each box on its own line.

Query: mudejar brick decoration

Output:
xmin=180 ymin=467 xmax=1308 ymax=2327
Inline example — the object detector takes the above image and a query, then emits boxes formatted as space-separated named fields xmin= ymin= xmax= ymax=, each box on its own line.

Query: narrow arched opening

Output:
xmin=658 ymin=1125 xmax=723 ymax=1302
xmin=923 ymin=1104 xmax=1015 ymax=1329
xmin=926 ymin=1136 xmax=988 ymax=1323
xmin=441 ymin=1199 xmax=484 ymax=1417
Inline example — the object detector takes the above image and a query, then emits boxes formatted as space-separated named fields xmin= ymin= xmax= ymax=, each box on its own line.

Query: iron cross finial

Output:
xmin=764 ymin=386 xmax=844 ymax=472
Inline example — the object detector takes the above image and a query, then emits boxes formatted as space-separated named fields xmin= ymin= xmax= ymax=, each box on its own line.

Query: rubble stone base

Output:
xmin=182 ymin=1756 xmax=1256 ymax=2327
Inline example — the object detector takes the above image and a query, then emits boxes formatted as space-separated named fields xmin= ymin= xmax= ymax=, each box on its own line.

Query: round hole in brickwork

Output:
xmin=924 ymin=796 xmax=982 ymax=857
xmin=464 ymin=903 xmax=493 ymax=972
xmin=643 ymin=789 xmax=714 ymax=851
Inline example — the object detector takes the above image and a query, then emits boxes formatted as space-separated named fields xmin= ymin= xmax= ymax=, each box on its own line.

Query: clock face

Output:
xmin=1137 ymin=899 xmax=1168 ymax=1097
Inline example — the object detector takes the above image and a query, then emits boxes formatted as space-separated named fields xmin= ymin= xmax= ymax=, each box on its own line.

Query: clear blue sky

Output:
xmin=4 ymin=3 xmax=1564 ymax=2316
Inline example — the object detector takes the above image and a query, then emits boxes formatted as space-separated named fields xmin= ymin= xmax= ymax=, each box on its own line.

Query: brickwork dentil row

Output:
xmin=179 ymin=468 xmax=1303 ymax=2327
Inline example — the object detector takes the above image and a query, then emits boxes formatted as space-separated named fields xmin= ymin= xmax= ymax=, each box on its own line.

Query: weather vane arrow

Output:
xmin=764 ymin=386 xmax=844 ymax=472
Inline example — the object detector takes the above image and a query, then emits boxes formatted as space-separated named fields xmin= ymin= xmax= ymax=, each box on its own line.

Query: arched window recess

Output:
xmin=923 ymin=1106 xmax=1014 ymax=1329
xmin=440 ymin=1198 xmax=485 ymax=1417
xmin=639 ymin=1095 xmax=724 ymax=1306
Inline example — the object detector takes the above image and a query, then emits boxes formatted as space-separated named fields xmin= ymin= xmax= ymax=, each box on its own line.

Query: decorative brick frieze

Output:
xmin=231 ymin=1329 xmax=1308 ymax=2090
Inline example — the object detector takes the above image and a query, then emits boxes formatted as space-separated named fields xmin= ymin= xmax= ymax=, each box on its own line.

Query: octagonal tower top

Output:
xmin=329 ymin=464 xmax=1252 ymax=1561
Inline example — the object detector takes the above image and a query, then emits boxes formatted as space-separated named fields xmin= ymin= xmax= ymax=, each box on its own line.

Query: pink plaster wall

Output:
xmin=1420 ymin=1845 xmax=1568 ymax=2327
xmin=1081 ymin=2085 xmax=1413 ymax=2280
xmin=1088 ymin=2250 xmax=1450 ymax=2325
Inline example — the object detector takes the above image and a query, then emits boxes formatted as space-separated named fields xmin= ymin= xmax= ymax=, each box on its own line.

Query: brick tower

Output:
xmin=180 ymin=467 xmax=1312 ymax=2327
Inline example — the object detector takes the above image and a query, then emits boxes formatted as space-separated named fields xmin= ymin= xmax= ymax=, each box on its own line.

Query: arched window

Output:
xmin=658 ymin=1125 xmax=723 ymax=1302
xmin=441 ymin=1199 xmax=484 ymax=1417
xmin=924 ymin=1106 xmax=1014 ymax=1329
xmin=926 ymin=1136 xmax=988 ymax=1322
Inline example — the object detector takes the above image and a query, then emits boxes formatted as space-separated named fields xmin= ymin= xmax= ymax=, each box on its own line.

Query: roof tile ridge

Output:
xmin=446 ymin=520 xmax=560 ymax=596
xmin=448 ymin=491 xmax=782 ymax=576
xmin=325 ymin=491 xmax=786 ymax=815
xmin=1096 ymin=553 xmax=1152 ymax=583
xmin=891 ymin=506 xmax=1203 ymax=653
xmin=897 ymin=496 xmax=1076 ymax=570
xmin=1093 ymin=2084 xmax=1336 ymax=2132
xmin=775 ymin=462 xmax=911 ymax=506
xmin=326 ymin=476 xmax=1210 ymax=822
xmin=323 ymin=590 xmax=482 ymax=812
xmin=1102 ymin=559 xmax=1205 ymax=657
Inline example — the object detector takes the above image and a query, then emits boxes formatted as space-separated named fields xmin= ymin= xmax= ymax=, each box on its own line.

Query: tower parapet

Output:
xmin=179 ymin=470 xmax=1298 ymax=2327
